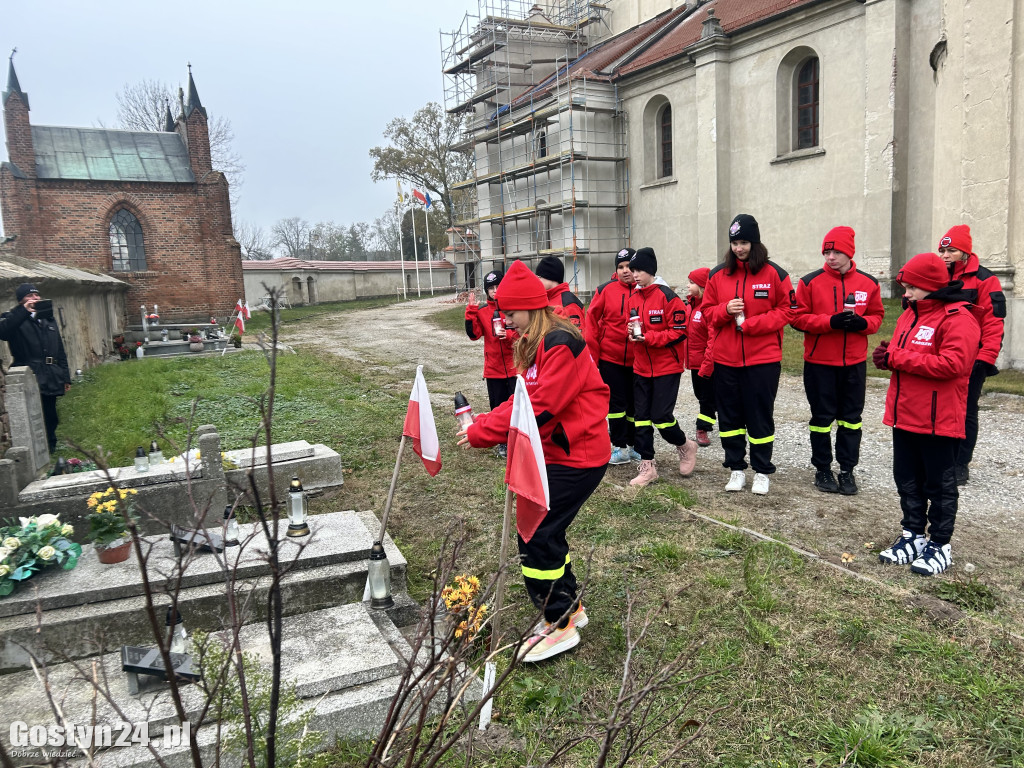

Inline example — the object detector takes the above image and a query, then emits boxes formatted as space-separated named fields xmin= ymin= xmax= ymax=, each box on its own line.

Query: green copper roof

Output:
xmin=31 ymin=126 xmax=195 ymax=183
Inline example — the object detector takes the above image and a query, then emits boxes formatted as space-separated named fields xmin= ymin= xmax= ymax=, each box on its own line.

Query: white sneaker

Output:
xmin=910 ymin=541 xmax=952 ymax=576
xmin=751 ymin=473 xmax=770 ymax=495
xmin=725 ymin=470 xmax=746 ymax=492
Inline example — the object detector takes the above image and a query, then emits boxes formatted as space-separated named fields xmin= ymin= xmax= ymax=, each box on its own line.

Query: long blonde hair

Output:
xmin=513 ymin=307 xmax=583 ymax=371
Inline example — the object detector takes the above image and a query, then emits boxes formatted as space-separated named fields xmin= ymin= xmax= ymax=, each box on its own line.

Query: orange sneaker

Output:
xmin=518 ymin=621 xmax=580 ymax=663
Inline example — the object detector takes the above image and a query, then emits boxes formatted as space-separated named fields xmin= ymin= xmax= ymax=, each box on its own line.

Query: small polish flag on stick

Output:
xmin=402 ymin=365 xmax=441 ymax=476
xmin=234 ymin=313 xmax=245 ymax=334
xmin=242 ymin=301 xmax=251 ymax=320
xmin=506 ymin=375 xmax=549 ymax=542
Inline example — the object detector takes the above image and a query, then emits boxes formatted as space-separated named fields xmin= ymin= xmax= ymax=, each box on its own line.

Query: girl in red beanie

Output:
xmin=873 ymin=252 xmax=980 ymax=576
xmin=685 ymin=267 xmax=716 ymax=447
xmin=458 ymin=260 xmax=610 ymax=662
xmin=936 ymin=225 xmax=1006 ymax=485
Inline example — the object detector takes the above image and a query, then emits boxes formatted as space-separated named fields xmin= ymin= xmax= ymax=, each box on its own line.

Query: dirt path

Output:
xmin=281 ymin=296 xmax=1024 ymax=621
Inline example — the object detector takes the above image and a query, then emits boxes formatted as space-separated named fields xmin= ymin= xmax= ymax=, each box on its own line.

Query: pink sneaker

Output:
xmin=676 ymin=440 xmax=697 ymax=477
xmin=518 ymin=621 xmax=580 ymax=663
xmin=630 ymin=459 xmax=658 ymax=487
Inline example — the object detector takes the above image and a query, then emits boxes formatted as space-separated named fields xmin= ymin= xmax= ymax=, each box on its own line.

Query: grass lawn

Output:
xmin=433 ymin=298 xmax=1024 ymax=393
xmin=56 ymin=299 xmax=1024 ymax=767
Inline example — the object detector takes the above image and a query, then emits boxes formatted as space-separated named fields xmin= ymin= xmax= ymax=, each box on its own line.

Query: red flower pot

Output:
xmin=96 ymin=540 xmax=131 ymax=564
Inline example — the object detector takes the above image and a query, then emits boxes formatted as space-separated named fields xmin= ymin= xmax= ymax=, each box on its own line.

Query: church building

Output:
xmin=1 ymin=61 xmax=243 ymax=322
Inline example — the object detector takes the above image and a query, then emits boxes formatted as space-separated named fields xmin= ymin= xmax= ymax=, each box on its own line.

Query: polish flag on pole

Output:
xmin=234 ymin=313 xmax=245 ymax=334
xmin=235 ymin=298 xmax=245 ymax=315
xmin=505 ymin=375 xmax=549 ymax=543
xmin=412 ymin=188 xmax=427 ymax=205
xmin=402 ymin=365 xmax=442 ymax=476
xmin=242 ymin=301 xmax=251 ymax=320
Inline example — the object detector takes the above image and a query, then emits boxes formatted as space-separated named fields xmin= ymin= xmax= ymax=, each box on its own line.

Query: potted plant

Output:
xmin=185 ymin=328 xmax=204 ymax=352
xmin=0 ymin=515 xmax=81 ymax=597
xmin=229 ymin=329 xmax=243 ymax=348
xmin=86 ymin=487 xmax=139 ymax=564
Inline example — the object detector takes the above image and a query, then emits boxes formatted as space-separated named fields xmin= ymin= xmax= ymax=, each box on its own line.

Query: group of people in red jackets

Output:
xmin=459 ymin=214 xmax=1005 ymax=662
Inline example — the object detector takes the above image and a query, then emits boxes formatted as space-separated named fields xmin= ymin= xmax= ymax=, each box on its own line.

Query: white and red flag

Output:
xmin=234 ymin=313 xmax=245 ymax=334
xmin=235 ymin=298 xmax=245 ymax=315
xmin=505 ymin=375 xmax=549 ymax=543
xmin=242 ymin=300 xmax=251 ymax=320
xmin=412 ymin=188 xmax=427 ymax=205
xmin=402 ymin=365 xmax=441 ymax=477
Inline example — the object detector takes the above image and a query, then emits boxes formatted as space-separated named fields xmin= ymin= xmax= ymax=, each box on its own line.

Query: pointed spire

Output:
xmin=4 ymin=48 xmax=29 ymax=108
xmin=163 ymin=102 xmax=175 ymax=132
xmin=184 ymin=62 xmax=207 ymax=119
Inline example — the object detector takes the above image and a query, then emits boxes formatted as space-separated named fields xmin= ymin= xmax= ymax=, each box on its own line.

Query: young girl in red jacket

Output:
xmin=626 ymin=247 xmax=698 ymax=487
xmin=459 ymin=260 xmax=610 ymax=662
xmin=936 ymin=225 xmax=1006 ymax=486
xmin=874 ymin=252 xmax=980 ymax=575
xmin=585 ymin=247 xmax=640 ymax=465
xmin=465 ymin=269 xmax=517 ymax=456
xmin=700 ymin=214 xmax=795 ymax=495
xmin=684 ymin=267 xmax=715 ymax=447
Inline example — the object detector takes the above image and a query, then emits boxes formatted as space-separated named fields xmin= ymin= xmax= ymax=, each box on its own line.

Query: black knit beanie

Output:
xmin=15 ymin=283 xmax=38 ymax=302
xmin=629 ymin=247 xmax=657 ymax=275
xmin=535 ymin=255 xmax=564 ymax=283
xmin=615 ymin=247 xmax=636 ymax=266
xmin=728 ymin=214 xmax=761 ymax=244
xmin=483 ymin=270 xmax=503 ymax=289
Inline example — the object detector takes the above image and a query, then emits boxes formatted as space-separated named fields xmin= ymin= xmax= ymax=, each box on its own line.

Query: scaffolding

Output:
xmin=441 ymin=0 xmax=627 ymax=295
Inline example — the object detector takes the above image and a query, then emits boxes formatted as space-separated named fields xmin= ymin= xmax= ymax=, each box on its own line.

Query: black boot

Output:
xmin=837 ymin=470 xmax=858 ymax=496
xmin=814 ymin=469 xmax=839 ymax=493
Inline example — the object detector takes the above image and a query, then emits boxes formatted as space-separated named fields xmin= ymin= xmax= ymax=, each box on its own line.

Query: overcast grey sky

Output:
xmin=2 ymin=0 xmax=474 ymax=234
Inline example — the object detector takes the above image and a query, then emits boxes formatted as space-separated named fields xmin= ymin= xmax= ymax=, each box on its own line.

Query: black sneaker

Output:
xmin=837 ymin=470 xmax=858 ymax=495
xmin=814 ymin=469 xmax=839 ymax=493
xmin=955 ymin=464 xmax=969 ymax=486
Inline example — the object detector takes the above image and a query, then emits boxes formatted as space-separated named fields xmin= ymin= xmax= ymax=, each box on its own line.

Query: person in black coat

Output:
xmin=0 ymin=283 xmax=71 ymax=452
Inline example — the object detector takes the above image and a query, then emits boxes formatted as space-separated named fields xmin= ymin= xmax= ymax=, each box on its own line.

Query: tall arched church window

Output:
xmin=796 ymin=57 xmax=820 ymax=149
xmin=109 ymin=209 xmax=147 ymax=271
xmin=659 ymin=104 xmax=673 ymax=178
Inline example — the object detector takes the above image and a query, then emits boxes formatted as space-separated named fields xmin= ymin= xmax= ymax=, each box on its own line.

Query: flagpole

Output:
xmin=394 ymin=199 xmax=407 ymax=300
xmin=424 ymin=206 xmax=434 ymax=296
xmin=410 ymin=200 xmax=422 ymax=297
xmin=479 ymin=484 xmax=514 ymax=731
xmin=377 ymin=434 xmax=407 ymax=543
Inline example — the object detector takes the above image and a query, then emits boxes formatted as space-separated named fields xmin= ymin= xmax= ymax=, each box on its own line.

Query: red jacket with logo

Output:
xmin=791 ymin=261 xmax=885 ymax=366
xmin=585 ymin=274 xmax=634 ymax=367
xmin=465 ymin=299 xmax=517 ymax=379
xmin=883 ymin=295 xmax=981 ymax=439
xmin=949 ymin=253 xmax=1005 ymax=366
xmin=701 ymin=260 xmax=796 ymax=367
xmin=547 ymin=283 xmax=586 ymax=330
xmin=627 ymin=283 xmax=687 ymax=377
xmin=685 ymin=296 xmax=710 ymax=371
xmin=467 ymin=329 xmax=611 ymax=468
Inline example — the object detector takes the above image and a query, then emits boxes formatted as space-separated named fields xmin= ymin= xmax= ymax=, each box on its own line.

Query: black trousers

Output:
xmin=892 ymin=428 xmax=958 ymax=545
xmin=486 ymin=377 xmax=516 ymax=411
xmin=713 ymin=362 xmax=781 ymax=474
xmin=633 ymin=372 xmax=687 ymax=461
xmin=690 ymin=371 xmax=717 ymax=431
xmin=598 ymin=360 xmax=635 ymax=449
xmin=803 ymin=361 xmax=866 ymax=472
xmin=957 ymin=363 xmax=987 ymax=466
xmin=519 ymin=464 xmax=606 ymax=624
xmin=41 ymin=394 xmax=59 ymax=453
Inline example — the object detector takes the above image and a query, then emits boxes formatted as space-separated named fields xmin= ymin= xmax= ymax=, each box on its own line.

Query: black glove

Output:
xmin=974 ymin=359 xmax=1000 ymax=378
xmin=872 ymin=341 xmax=890 ymax=370
xmin=829 ymin=313 xmax=847 ymax=330
xmin=844 ymin=314 xmax=868 ymax=332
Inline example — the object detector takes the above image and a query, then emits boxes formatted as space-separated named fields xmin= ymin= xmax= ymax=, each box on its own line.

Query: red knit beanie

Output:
xmin=939 ymin=225 xmax=973 ymax=256
xmin=896 ymin=253 xmax=949 ymax=292
xmin=822 ymin=226 xmax=855 ymax=257
xmin=495 ymin=260 xmax=550 ymax=311
xmin=688 ymin=267 xmax=710 ymax=288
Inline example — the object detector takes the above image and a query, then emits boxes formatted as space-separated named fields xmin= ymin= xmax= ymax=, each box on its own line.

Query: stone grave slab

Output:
xmin=4 ymin=365 xmax=50 ymax=474
xmin=223 ymin=440 xmax=314 ymax=468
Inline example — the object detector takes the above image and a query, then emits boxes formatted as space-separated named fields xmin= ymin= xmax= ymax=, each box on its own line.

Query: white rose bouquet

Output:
xmin=0 ymin=515 xmax=81 ymax=597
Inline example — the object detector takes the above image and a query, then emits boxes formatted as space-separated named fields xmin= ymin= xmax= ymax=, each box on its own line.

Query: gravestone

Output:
xmin=3 ymin=366 xmax=49 ymax=475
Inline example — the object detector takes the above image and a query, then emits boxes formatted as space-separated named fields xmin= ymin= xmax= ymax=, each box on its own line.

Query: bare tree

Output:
xmin=270 ymin=217 xmax=312 ymax=259
xmin=369 ymin=205 xmax=402 ymax=260
xmin=369 ymin=102 xmax=472 ymax=227
xmin=114 ymin=79 xmax=245 ymax=201
xmin=235 ymin=220 xmax=275 ymax=261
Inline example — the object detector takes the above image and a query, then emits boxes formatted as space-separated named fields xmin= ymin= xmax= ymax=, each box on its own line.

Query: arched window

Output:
xmin=659 ymin=104 xmax=673 ymax=178
xmin=109 ymin=208 xmax=147 ymax=271
xmin=795 ymin=57 xmax=819 ymax=149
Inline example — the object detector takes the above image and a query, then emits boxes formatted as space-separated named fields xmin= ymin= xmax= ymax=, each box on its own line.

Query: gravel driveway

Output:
xmin=281 ymin=295 xmax=1024 ymax=623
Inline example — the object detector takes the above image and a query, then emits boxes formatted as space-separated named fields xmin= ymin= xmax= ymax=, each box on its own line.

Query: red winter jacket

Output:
xmin=791 ymin=262 xmax=885 ymax=366
xmin=948 ymin=253 xmax=1006 ymax=366
xmin=701 ymin=260 xmax=796 ymax=367
xmin=465 ymin=299 xmax=517 ymax=379
xmin=685 ymin=296 xmax=710 ymax=371
xmin=883 ymin=293 xmax=981 ymax=439
xmin=585 ymin=274 xmax=634 ymax=367
xmin=627 ymin=282 xmax=687 ymax=377
xmin=547 ymin=283 xmax=586 ymax=330
xmin=467 ymin=329 xmax=611 ymax=468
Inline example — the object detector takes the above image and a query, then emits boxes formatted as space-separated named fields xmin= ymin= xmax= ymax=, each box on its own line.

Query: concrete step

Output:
xmin=0 ymin=510 xmax=406 ymax=673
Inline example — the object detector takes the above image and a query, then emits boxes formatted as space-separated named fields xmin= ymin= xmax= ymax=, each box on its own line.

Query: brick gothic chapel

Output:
xmin=1 ymin=60 xmax=243 ymax=320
